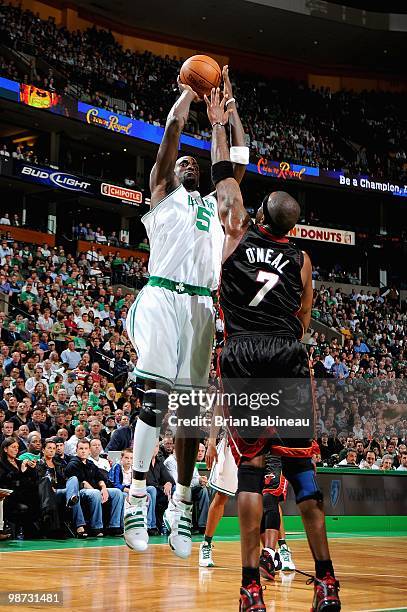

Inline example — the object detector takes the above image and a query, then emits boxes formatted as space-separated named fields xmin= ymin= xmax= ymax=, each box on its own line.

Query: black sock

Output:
xmin=242 ymin=566 xmax=260 ymax=587
xmin=204 ymin=535 xmax=212 ymax=545
xmin=315 ymin=559 xmax=335 ymax=579
xmin=278 ymin=538 xmax=286 ymax=547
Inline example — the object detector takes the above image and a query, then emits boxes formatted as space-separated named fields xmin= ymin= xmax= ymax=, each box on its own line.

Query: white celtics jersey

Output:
xmin=142 ymin=184 xmax=224 ymax=290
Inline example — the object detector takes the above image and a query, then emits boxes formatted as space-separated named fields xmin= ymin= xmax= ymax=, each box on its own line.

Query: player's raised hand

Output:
xmin=177 ymin=75 xmax=200 ymax=102
xmin=205 ymin=441 xmax=218 ymax=470
xmin=222 ymin=65 xmax=234 ymax=101
xmin=204 ymin=87 xmax=232 ymax=127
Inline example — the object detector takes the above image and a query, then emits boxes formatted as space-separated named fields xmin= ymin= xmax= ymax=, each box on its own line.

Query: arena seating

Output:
xmin=0 ymin=3 xmax=405 ymax=181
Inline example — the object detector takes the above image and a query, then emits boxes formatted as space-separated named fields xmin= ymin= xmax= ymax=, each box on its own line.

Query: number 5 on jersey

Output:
xmin=196 ymin=206 xmax=212 ymax=232
xmin=249 ymin=270 xmax=280 ymax=306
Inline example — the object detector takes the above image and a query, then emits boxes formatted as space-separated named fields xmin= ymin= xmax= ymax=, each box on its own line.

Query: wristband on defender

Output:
xmin=230 ymin=146 xmax=250 ymax=165
xmin=211 ymin=161 xmax=234 ymax=186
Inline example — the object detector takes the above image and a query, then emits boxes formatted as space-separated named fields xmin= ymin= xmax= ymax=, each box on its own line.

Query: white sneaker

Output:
xmin=163 ymin=497 xmax=193 ymax=559
xmin=199 ymin=541 xmax=215 ymax=567
xmin=123 ymin=494 xmax=148 ymax=552
xmin=279 ymin=544 xmax=295 ymax=571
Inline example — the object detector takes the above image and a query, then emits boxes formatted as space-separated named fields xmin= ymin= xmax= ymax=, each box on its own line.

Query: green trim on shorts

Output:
xmin=141 ymin=184 xmax=183 ymax=221
xmin=148 ymin=276 xmax=212 ymax=297
xmin=133 ymin=367 xmax=174 ymax=386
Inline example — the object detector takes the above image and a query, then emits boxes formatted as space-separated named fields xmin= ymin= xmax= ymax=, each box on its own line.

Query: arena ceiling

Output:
xmin=72 ymin=0 xmax=406 ymax=75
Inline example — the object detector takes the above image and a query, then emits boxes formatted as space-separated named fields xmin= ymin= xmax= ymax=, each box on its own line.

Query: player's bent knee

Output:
xmin=263 ymin=493 xmax=281 ymax=531
xmin=237 ymin=463 xmax=265 ymax=494
xmin=139 ymin=389 xmax=169 ymax=428
xmin=288 ymin=469 xmax=323 ymax=505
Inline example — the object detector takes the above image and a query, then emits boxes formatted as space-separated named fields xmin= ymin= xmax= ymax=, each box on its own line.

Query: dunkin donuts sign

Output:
xmin=289 ymin=224 xmax=355 ymax=246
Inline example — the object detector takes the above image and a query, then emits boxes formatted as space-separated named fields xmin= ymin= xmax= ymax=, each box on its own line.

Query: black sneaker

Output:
xmin=147 ymin=527 xmax=160 ymax=536
xmin=259 ymin=549 xmax=276 ymax=581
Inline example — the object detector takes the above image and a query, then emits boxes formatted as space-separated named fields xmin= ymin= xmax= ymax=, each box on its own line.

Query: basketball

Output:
xmin=180 ymin=54 xmax=222 ymax=98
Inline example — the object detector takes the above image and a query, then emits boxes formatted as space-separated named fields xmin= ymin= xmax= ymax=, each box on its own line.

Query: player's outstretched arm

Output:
xmin=149 ymin=78 xmax=199 ymax=208
xmin=205 ymin=88 xmax=250 ymax=254
xmin=297 ymin=251 xmax=313 ymax=337
xmin=222 ymin=66 xmax=248 ymax=185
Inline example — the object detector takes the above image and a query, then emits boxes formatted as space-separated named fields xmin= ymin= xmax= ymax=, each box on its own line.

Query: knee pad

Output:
xmin=286 ymin=469 xmax=323 ymax=504
xmin=139 ymin=389 xmax=168 ymax=428
xmin=237 ymin=464 xmax=265 ymax=495
xmin=262 ymin=493 xmax=281 ymax=531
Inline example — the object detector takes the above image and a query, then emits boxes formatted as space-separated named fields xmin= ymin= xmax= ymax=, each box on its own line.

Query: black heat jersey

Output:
xmin=220 ymin=222 xmax=304 ymax=339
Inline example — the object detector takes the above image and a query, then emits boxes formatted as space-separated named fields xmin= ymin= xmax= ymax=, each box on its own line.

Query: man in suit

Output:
xmin=27 ymin=407 xmax=49 ymax=439
xmin=105 ymin=423 xmax=133 ymax=452
xmin=3 ymin=323 xmax=21 ymax=347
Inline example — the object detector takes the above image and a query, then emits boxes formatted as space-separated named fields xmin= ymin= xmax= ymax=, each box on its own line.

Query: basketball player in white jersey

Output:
xmin=124 ymin=67 xmax=248 ymax=558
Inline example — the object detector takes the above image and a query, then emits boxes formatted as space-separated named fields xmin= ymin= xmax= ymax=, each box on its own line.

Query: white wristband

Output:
xmin=225 ymin=97 xmax=236 ymax=107
xmin=230 ymin=146 xmax=250 ymax=165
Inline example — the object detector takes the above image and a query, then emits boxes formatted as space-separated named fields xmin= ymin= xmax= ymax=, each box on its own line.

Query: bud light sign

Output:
xmin=15 ymin=162 xmax=95 ymax=194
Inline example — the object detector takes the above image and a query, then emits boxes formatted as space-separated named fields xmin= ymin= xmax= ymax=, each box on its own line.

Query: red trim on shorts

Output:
xmin=269 ymin=445 xmax=314 ymax=459
xmin=263 ymin=474 xmax=288 ymax=500
xmin=258 ymin=225 xmax=289 ymax=243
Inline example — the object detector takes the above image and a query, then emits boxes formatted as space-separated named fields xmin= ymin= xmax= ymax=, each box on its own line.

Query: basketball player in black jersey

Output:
xmin=205 ymin=88 xmax=341 ymax=612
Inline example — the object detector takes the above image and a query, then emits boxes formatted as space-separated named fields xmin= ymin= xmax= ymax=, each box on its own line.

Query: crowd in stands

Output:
xmin=72 ymin=223 xmax=149 ymax=253
xmin=312 ymin=266 xmax=361 ymax=284
xmin=308 ymin=284 xmax=407 ymax=468
xmin=0 ymin=141 xmax=47 ymax=167
xmin=0 ymin=2 xmax=406 ymax=181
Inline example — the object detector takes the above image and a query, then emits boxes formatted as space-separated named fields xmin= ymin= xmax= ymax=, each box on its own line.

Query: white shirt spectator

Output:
xmin=0 ymin=215 xmax=11 ymax=225
xmin=77 ymin=319 xmax=94 ymax=335
xmin=324 ymin=354 xmax=335 ymax=371
xmin=88 ymin=454 xmax=110 ymax=471
xmin=37 ymin=315 xmax=54 ymax=332
xmin=25 ymin=376 xmax=49 ymax=394
xmin=65 ymin=435 xmax=82 ymax=456
xmin=60 ymin=347 xmax=81 ymax=369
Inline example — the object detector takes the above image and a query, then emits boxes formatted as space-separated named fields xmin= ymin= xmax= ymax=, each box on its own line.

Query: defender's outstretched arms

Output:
xmin=205 ymin=88 xmax=250 ymax=261
xmin=222 ymin=66 xmax=248 ymax=185
xmin=149 ymin=78 xmax=199 ymax=207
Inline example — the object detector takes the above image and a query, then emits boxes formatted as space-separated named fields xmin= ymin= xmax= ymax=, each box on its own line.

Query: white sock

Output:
xmin=132 ymin=418 xmax=159 ymax=475
xmin=264 ymin=547 xmax=275 ymax=558
xmin=175 ymin=483 xmax=191 ymax=503
xmin=130 ymin=479 xmax=147 ymax=497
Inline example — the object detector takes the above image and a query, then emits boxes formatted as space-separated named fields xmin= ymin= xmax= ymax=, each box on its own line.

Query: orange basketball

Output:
xmin=180 ymin=55 xmax=222 ymax=98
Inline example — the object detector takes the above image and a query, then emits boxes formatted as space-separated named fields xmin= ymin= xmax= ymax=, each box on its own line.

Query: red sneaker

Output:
xmin=259 ymin=549 xmax=275 ymax=581
xmin=239 ymin=581 xmax=266 ymax=612
xmin=310 ymin=573 xmax=341 ymax=612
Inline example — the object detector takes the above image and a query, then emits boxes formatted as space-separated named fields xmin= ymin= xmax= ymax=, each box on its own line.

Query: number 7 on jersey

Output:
xmin=249 ymin=271 xmax=280 ymax=307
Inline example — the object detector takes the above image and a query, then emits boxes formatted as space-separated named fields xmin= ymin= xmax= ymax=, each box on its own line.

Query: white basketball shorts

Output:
xmin=208 ymin=438 xmax=238 ymax=497
xmin=126 ymin=285 xmax=214 ymax=389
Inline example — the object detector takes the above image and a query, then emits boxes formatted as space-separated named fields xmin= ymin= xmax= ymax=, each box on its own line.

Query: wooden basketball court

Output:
xmin=1 ymin=536 xmax=406 ymax=611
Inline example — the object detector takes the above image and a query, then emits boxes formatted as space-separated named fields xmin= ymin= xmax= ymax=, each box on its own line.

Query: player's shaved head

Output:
xmin=174 ymin=156 xmax=200 ymax=191
xmin=258 ymin=191 xmax=300 ymax=236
